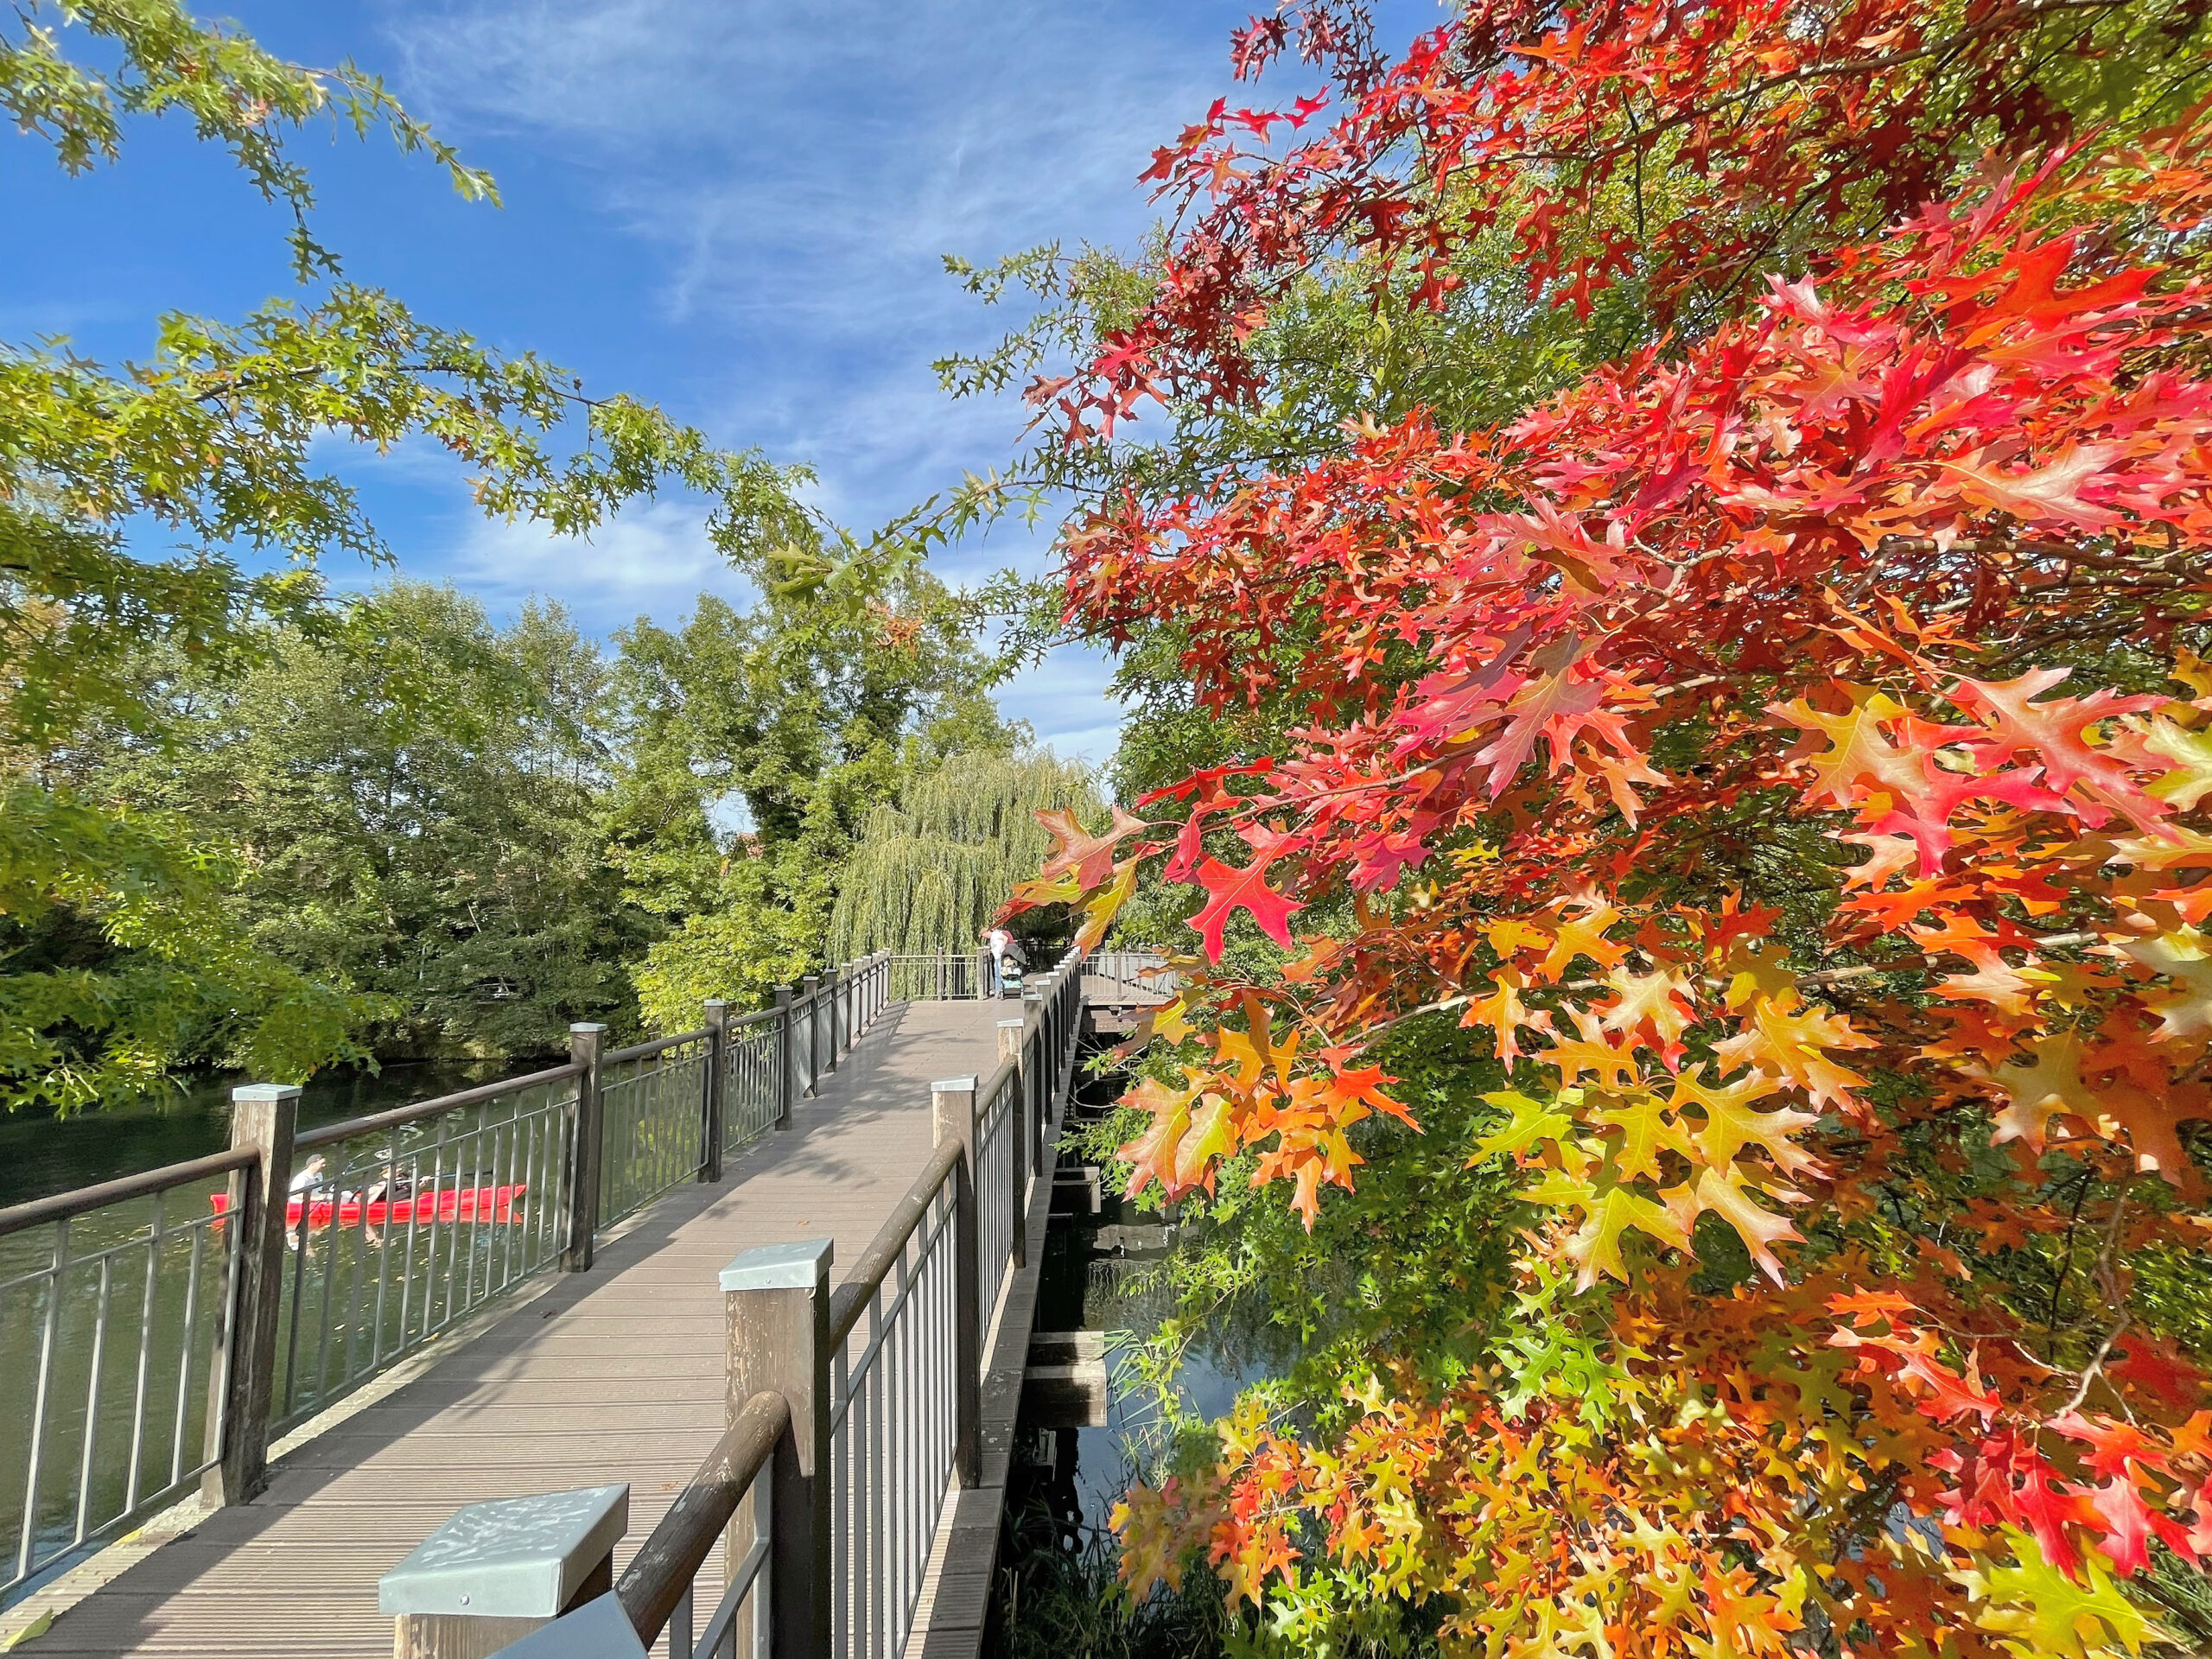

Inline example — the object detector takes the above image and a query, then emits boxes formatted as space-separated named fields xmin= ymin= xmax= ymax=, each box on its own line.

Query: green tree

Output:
xmin=611 ymin=540 xmax=1014 ymax=1029
xmin=100 ymin=584 xmax=648 ymax=1058
xmin=827 ymin=749 xmax=1099 ymax=960
xmin=1 ymin=2 xmax=814 ymax=1107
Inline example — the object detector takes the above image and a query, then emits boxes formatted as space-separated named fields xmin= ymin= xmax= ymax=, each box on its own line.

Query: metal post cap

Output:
xmin=486 ymin=1593 xmax=650 ymax=1659
xmin=378 ymin=1484 xmax=629 ymax=1619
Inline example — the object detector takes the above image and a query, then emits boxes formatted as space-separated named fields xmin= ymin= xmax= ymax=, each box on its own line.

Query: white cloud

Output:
xmin=999 ymin=640 xmax=1125 ymax=766
xmin=366 ymin=0 xmax=1381 ymax=764
xmin=356 ymin=496 xmax=756 ymax=636
xmin=378 ymin=0 xmax=1241 ymax=540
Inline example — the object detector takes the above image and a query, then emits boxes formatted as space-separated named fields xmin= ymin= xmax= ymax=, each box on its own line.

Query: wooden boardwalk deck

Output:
xmin=15 ymin=999 xmax=1018 ymax=1658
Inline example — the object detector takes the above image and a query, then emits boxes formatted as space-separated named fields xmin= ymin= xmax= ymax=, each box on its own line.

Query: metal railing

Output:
xmin=829 ymin=1144 xmax=963 ymax=1658
xmin=721 ymin=1007 xmax=785 ymax=1156
xmin=0 ymin=951 xmax=906 ymax=1606
xmin=974 ymin=1067 xmax=1020 ymax=1330
xmin=0 ymin=1152 xmax=247 ymax=1598
xmin=1087 ymin=949 xmax=1179 ymax=995
xmin=886 ymin=953 xmax=985 ymax=1002
xmin=600 ymin=1033 xmax=711 ymax=1231
xmin=275 ymin=1065 xmax=583 ymax=1432
xmin=534 ymin=946 xmax=1090 ymax=1659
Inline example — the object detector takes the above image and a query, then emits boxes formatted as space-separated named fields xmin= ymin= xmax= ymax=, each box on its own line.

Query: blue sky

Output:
xmin=2 ymin=2 xmax=1419 ymax=764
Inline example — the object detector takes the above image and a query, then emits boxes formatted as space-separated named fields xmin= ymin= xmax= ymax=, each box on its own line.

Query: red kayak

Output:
xmin=210 ymin=1183 xmax=528 ymax=1229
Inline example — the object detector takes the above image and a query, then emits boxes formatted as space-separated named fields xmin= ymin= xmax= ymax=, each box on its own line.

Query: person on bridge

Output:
xmin=982 ymin=925 xmax=1011 ymax=996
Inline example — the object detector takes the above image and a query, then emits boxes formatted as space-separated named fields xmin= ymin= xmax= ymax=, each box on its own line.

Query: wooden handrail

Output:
xmin=830 ymin=1136 xmax=964 ymax=1344
xmin=0 ymin=1146 xmax=257 ymax=1240
xmin=613 ymin=1387 xmax=790 ymax=1644
xmin=294 ymin=1059 xmax=586 ymax=1152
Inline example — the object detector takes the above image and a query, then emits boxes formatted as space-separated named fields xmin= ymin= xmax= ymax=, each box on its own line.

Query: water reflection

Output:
xmin=0 ymin=1060 xmax=536 ymax=1212
xmin=1027 ymin=1192 xmax=1251 ymax=1531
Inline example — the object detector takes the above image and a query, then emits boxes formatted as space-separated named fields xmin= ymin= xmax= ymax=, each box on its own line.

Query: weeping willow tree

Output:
xmin=827 ymin=751 xmax=1099 ymax=958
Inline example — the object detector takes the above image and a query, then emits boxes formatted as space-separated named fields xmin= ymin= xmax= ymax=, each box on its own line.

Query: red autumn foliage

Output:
xmin=1000 ymin=0 xmax=2212 ymax=1648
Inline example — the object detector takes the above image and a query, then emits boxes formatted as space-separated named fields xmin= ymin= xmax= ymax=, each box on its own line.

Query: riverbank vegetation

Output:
xmin=0 ymin=3 xmax=1070 ymax=1112
xmin=970 ymin=0 xmax=2212 ymax=1652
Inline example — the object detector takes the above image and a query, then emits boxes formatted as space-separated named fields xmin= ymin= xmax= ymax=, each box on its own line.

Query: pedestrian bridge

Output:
xmin=0 ymin=950 xmax=1173 ymax=1658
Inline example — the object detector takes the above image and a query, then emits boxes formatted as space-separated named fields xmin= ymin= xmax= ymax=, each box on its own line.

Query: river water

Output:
xmin=0 ymin=1060 xmax=543 ymax=1605
xmin=1010 ymin=1052 xmax=1273 ymax=1545
xmin=0 ymin=1060 xmax=534 ymax=1212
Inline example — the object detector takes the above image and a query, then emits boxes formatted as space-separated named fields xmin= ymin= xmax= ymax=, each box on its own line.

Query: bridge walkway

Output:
xmin=19 ymin=999 xmax=1014 ymax=1658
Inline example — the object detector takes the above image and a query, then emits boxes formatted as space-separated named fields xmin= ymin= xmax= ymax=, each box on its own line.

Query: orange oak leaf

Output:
xmin=1036 ymin=804 xmax=1159 ymax=891
xmin=1186 ymin=825 xmax=1305 ymax=959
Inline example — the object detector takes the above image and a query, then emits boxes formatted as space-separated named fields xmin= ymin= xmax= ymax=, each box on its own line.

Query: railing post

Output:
xmin=774 ymin=988 xmax=795 ymax=1129
xmin=931 ymin=1077 xmax=982 ymax=1486
xmin=203 ymin=1082 xmax=298 ymax=1508
xmin=996 ymin=1023 xmax=1029 ymax=1269
xmin=379 ymin=1484 xmax=630 ymax=1659
xmin=722 ymin=1240 xmax=833 ymax=1659
xmin=702 ymin=1000 xmax=729 ymax=1184
xmin=563 ymin=1024 xmax=607 ymax=1273
xmin=800 ymin=976 xmax=822 ymax=1091
xmin=825 ymin=972 xmax=841 ymax=1074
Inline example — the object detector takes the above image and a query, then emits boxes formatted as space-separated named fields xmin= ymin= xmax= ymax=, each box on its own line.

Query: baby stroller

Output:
xmin=997 ymin=940 xmax=1029 ymax=998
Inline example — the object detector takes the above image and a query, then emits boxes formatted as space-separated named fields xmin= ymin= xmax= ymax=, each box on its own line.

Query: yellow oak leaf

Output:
xmin=1118 ymin=1076 xmax=1198 ymax=1199
xmin=1474 ymin=1090 xmax=1574 ymax=1163
xmin=1596 ymin=965 xmax=1697 ymax=1052
xmin=1073 ymin=855 xmax=1141 ymax=953
xmin=2119 ymin=929 xmax=2212 ymax=1040
xmin=1173 ymin=1094 xmax=1238 ymax=1192
xmin=1536 ymin=893 xmax=1630 ymax=977
xmin=1672 ymin=1069 xmax=1822 ymax=1179
xmin=2140 ymin=716 xmax=2212 ymax=810
xmin=1768 ymin=685 xmax=1916 ymax=810
xmin=1526 ymin=1168 xmax=1690 ymax=1288
xmin=1971 ymin=1528 xmax=2162 ymax=1659
xmin=1592 ymin=1090 xmax=1694 ymax=1185
xmin=1712 ymin=990 xmax=1871 ymax=1114
xmin=1683 ymin=1163 xmax=1803 ymax=1284
xmin=1974 ymin=1031 xmax=2098 ymax=1151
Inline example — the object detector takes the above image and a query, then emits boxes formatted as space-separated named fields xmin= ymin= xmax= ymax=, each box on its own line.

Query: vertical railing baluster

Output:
xmin=169 ymin=1221 xmax=206 ymax=1492
xmin=124 ymin=1193 xmax=163 ymax=1515
xmin=73 ymin=1254 xmax=113 ymax=1542
xmin=17 ymin=1219 xmax=67 ymax=1584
